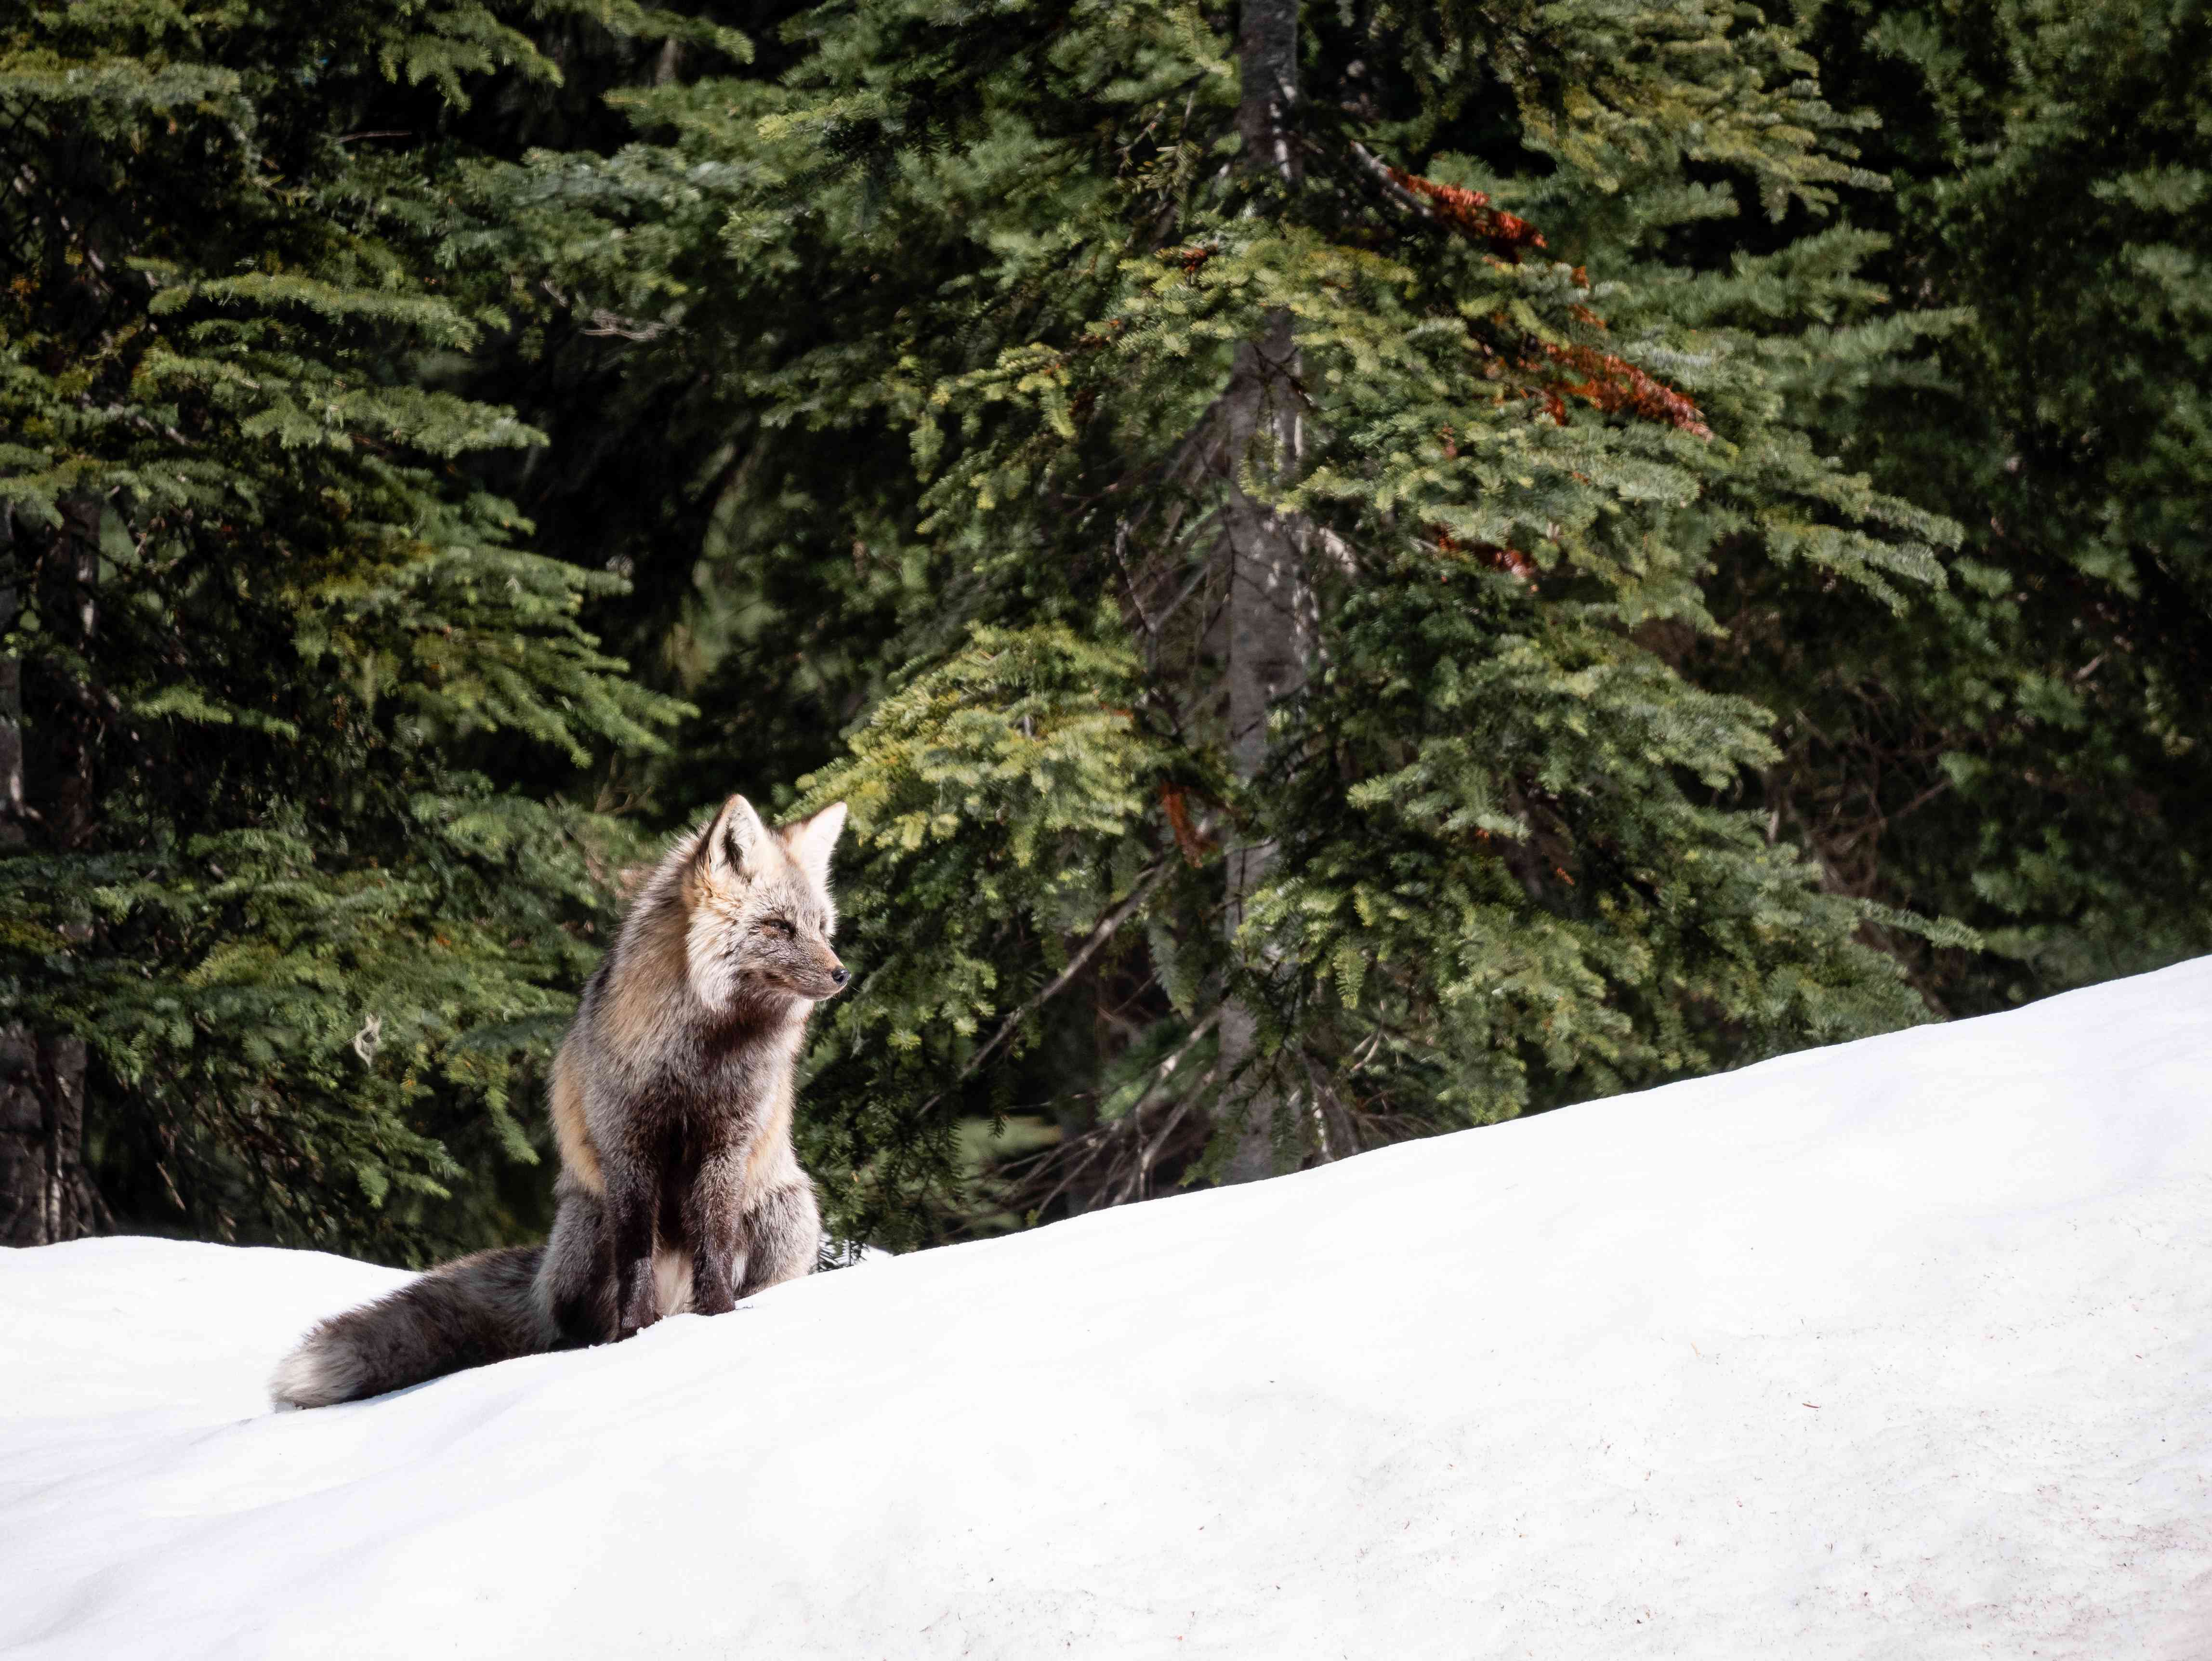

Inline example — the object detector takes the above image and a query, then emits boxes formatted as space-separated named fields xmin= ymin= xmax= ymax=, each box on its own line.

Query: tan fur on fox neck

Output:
xmin=551 ymin=797 xmax=846 ymax=1200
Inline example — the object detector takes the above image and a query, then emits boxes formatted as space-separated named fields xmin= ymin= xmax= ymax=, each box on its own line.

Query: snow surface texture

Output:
xmin=6 ymin=963 xmax=2212 ymax=1659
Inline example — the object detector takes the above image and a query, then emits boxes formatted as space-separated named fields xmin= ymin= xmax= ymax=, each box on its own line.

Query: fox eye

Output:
xmin=761 ymin=917 xmax=795 ymax=938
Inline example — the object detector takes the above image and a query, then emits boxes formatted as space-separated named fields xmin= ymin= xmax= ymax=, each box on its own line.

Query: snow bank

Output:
xmin=5 ymin=962 xmax=2212 ymax=1660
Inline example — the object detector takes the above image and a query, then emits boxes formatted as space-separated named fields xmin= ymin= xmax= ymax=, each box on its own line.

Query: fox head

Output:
xmin=681 ymin=794 xmax=851 ymax=1008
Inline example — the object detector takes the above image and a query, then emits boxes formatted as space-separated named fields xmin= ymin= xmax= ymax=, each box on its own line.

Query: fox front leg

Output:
xmin=683 ymin=1147 xmax=750 ymax=1318
xmin=605 ymin=1167 xmax=660 ymax=1341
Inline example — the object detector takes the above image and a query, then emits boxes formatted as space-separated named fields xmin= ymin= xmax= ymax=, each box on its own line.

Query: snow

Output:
xmin=6 ymin=963 xmax=2212 ymax=1660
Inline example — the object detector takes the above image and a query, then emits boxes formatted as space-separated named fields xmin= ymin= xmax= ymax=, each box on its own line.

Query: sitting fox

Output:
xmin=271 ymin=794 xmax=850 ymax=1409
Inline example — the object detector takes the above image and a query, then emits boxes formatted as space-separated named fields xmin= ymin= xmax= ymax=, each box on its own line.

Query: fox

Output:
xmin=269 ymin=793 xmax=851 ymax=1409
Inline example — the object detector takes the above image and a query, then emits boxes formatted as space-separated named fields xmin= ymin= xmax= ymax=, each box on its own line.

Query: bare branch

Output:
xmin=910 ymin=859 xmax=1175 ymax=1127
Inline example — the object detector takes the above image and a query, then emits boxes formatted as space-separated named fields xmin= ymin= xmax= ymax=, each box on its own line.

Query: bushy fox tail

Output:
xmin=270 ymin=1244 xmax=548 ymax=1409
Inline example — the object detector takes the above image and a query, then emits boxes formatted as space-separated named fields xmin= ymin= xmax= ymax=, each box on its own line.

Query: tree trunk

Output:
xmin=46 ymin=496 xmax=101 ymax=850
xmin=0 ymin=1028 xmax=99 ymax=1245
xmin=0 ymin=501 xmax=109 ymax=1243
xmin=1214 ymin=0 xmax=1310 ymax=1184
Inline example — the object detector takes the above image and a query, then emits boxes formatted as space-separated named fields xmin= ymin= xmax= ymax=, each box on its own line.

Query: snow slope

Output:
xmin=5 ymin=962 xmax=2212 ymax=1660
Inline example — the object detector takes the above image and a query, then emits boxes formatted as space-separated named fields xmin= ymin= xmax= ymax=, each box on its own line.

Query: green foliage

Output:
xmin=32 ymin=0 xmax=2192 ymax=1259
xmin=494 ymin=0 xmax=1968 ymax=1239
xmin=0 ymin=0 xmax=681 ymax=1258
xmin=1706 ymin=0 xmax=2212 ymax=1010
xmin=799 ymin=624 xmax=1179 ymax=1236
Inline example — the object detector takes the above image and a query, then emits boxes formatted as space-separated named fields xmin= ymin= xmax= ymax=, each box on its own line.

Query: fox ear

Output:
xmin=702 ymin=794 xmax=769 ymax=884
xmin=779 ymin=801 xmax=847 ymax=889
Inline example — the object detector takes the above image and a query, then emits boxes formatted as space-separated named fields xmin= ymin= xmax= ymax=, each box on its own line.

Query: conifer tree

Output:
xmin=1711 ymin=0 xmax=2212 ymax=1013
xmin=0 ymin=0 xmax=682 ymax=1255
xmin=505 ymin=0 xmax=1965 ymax=1243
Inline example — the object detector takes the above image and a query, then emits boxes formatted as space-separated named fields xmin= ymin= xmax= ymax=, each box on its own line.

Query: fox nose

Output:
xmin=830 ymin=965 xmax=849 ymax=987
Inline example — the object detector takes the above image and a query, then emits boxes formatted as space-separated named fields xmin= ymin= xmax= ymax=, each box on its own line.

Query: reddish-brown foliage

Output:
xmin=1159 ymin=784 xmax=1211 ymax=866
xmin=1432 ymin=528 xmax=1540 ymax=583
xmin=1376 ymin=169 xmax=1706 ymax=439
xmin=1538 ymin=342 xmax=1712 ymax=438
xmin=1387 ymin=169 xmax=1547 ymax=261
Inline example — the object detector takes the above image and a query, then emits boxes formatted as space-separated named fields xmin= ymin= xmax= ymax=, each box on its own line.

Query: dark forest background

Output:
xmin=6 ymin=0 xmax=2207 ymax=1260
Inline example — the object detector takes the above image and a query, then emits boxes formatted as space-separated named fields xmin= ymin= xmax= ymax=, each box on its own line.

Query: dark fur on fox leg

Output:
xmin=604 ymin=1111 xmax=751 ymax=1339
xmin=605 ymin=1142 xmax=662 ymax=1341
xmin=684 ymin=1147 xmax=750 ymax=1318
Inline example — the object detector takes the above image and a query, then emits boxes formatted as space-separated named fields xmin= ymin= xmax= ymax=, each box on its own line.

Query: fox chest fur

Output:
xmin=552 ymin=987 xmax=809 ymax=1199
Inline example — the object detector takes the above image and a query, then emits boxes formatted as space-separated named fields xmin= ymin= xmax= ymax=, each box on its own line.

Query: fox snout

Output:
xmin=796 ymin=949 xmax=850 ymax=1000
